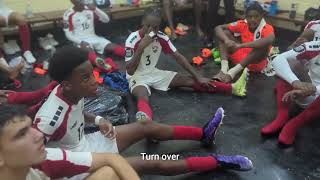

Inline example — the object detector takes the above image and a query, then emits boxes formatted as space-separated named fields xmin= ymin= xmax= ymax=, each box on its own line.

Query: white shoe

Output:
xmin=38 ymin=37 xmax=52 ymax=50
xmin=8 ymin=40 xmax=21 ymax=53
xmin=46 ymin=33 xmax=59 ymax=46
xmin=3 ymin=42 xmax=16 ymax=55
xmin=23 ymin=50 xmax=36 ymax=64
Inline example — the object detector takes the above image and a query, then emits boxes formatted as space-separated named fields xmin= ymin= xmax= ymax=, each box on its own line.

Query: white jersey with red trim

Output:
xmin=305 ymin=20 xmax=320 ymax=41
xmin=34 ymin=85 xmax=86 ymax=150
xmin=125 ymin=31 xmax=177 ymax=76
xmin=27 ymin=148 xmax=91 ymax=180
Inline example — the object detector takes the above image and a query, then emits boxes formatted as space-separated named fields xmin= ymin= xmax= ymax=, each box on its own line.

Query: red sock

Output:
xmin=261 ymin=79 xmax=292 ymax=135
xmin=192 ymin=81 xmax=232 ymax=95
xmin=172 ymin=125 xmax=203 ymax=140
xmin=137 ymin=98 xmax=153 ymax=119
xmin=185 ymin=156 xmax=218 ymax=172
xmin=113 ymin=46 xmax=125 ymax=57
xmin=19 ymin=24 xmax=31 ymax=52
xmin=279 ymin=96 xmax=320 ymax=145
xmin=7 ymin=81 xmax=58 ymax=105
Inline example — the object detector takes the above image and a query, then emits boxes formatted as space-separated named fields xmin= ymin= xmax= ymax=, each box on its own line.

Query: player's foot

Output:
xmin=136 ymin=111 xmax=151 ymax=124
xmin=214 ymin=155 xmax=253 ymax=171
xmin=201 ymin=107 xmax=224 ymax=146
xmin=232 ymin=68 xmax=249 ymax=97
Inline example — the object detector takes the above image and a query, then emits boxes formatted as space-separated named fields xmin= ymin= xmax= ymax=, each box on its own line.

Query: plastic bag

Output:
xmin=84 ymin=86 xmax=128 ymax=130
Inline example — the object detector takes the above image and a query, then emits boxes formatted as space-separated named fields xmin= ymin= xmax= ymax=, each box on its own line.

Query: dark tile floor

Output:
xmin=14 ymin=16 xmax=320 ymax=180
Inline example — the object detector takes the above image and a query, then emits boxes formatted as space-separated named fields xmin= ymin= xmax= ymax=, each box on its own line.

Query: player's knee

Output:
xmin=89 ymin=166 xmax=120 ymax=180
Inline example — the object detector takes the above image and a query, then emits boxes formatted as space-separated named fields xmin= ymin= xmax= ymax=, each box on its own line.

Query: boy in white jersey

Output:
xmin=261 ymin=41 xmax=320 ymax=146
xmin=34 ymin=45 xmax=253 ymax=177
xmin=63 ymin=0 xmax=125 ymax=57
xmin=0 ymin=0 xmax=36 ymax=64
xmin=289 ymin=20 xmax=320 ymax=49
xmin=126 ymin=8 xmax=248 ymax=123
xmin=0 ymin=104 xmax=139 ymax=180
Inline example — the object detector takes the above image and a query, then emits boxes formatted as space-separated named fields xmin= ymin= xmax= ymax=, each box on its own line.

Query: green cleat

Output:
xmin=232 ymin=68 xmax=249 ymax=97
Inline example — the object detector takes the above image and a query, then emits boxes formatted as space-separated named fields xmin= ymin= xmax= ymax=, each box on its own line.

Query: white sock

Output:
xmin=220 ymin=60 xmax=229 ymax=74
xmin=227 ymin=64 xmax=244 ymax=79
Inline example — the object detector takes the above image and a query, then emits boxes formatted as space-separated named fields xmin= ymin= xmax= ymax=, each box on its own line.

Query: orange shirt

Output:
xmin=227 ymin=20 xmax=274 ymax=43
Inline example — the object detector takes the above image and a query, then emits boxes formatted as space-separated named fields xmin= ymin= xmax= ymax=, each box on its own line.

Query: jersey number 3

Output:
xmin=145 ymin=55 xmax=151 ymax=66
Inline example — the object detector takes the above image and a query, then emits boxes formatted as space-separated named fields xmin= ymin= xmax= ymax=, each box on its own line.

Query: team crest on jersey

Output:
xmin=125 ymin=47 xmax=134 ymax=58
xmin=293 ymin=44 xmax=306 ymax=53
xmin=152 ymin=46 xmax=158 ymax=53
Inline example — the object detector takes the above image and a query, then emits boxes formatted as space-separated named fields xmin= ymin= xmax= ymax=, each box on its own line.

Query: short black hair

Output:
xmin=245 ymin=1 xmax=264 ymax=15
xmin=0 ymin=104 xmax=27 ymax=136
xmin=143 ymin=7 xmax=162 ymax=19
xmin=49 ymin=46 xmax=88 ymax=83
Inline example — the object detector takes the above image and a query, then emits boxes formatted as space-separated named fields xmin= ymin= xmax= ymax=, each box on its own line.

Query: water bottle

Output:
xmin=289 ymin=1 xmax=297 ymax=19
xmin=26 ymin=0 xmax=33 ymax=18
xmin=269 ymin=0 xmax=278 ymax=16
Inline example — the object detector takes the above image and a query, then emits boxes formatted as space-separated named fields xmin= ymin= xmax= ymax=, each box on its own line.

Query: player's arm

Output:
xmin=214 ymin=24 xmax=233 ymax=43
xmin=90 ymin=152 xmax=140 ymax=180
xmin=93 ymin=7 xmax=110 ymax=23
xmin=126 ymin=30 xmax=154 ymax=75
xmin=171 ymin=51 xmax=202 ymax=80
xmin=63 ymin=12 xmax=82 ymax=44
xmin=288 ymin=28 xmax=315 ymax=49
xmin=239 ymin=33 xmax=275 ymax=49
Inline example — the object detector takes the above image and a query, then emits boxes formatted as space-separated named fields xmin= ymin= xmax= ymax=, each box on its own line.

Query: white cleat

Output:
xmin=38 ymin=37 xmax=52 ymax=50
xmin=46 ymin=33 xmax=59 ymax=46
xmin=8 ymin=40 xmax=21 ymax=53
xmin=23 ymin=50 xmax=36 ymax=64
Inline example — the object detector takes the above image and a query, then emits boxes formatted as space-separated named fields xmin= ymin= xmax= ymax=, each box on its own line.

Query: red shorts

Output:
xmin=229 ymin=48 xmax=268 ymax=72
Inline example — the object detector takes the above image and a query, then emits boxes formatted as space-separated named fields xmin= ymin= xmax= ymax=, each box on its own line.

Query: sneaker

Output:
xmin=232 ymin=68 xmax=249 ymax=97
xmin=136 ymin=111 xmax=151 ymax=124
xmin=46 ymin=33 xmax=59 ymax=46
xmin=38 ymin=37 xmax=52 ymax=50
xmin=214 ymin=155 xmax=253 ymax=171
xmin=23 ymin=51 xmax=36 ymax=64
xmin=201 ymin=107 xmax=224 ymax=146
xmin=176 ymin=23 xmax=189 ymax=31
xmin=3 ymin=42 xmax=16 ymax=55
xmin=8 ymin=40 xmax=21 ymax=53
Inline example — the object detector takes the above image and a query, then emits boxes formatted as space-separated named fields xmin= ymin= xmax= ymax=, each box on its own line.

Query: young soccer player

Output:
xmin=261 ymin=41 xmax=320 ymax=146
xmin=126 ymin=7 xmax=248 ymax=122
xmin=63 ymin=0 xmax=125 ymax=57
xmin=0 ymin=0 xmax=36 ymax=64
xmin=31 ymin=45 xmax=252 ymax=178
xmin=213 ymin=2 xmax=275 ymax=83
xmin=289 ymin=19 xmax=320 ymax=49
xmin=0 ymin=104 xmax=140 ymax=180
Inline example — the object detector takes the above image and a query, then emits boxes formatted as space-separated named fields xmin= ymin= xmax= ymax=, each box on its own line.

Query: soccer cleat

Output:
xmin=232 ymin=68 xmax=249 ymax=97
xmin=23 ymin=50 xmax=36 ymax=64
xmin=38 ymin=37 xmax=52 ymax=50
xmin=214 ymin=155 xmax=253 ymax=171
xmin=201 ymin=107 xmax=224 ymax=146
xmin=136 ymin=111 xmax=151 ymax=124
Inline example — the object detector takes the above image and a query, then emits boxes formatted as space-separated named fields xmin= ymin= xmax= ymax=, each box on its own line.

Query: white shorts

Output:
xmin=128 ymin=69 xmax=177 ymax=95
xmin=0 ymin=6 xmax=13 ymax=26
xmin=78 ymin=35 xmax=111 ymax=54
xmin=63 ymin=131 xmax=119 ymax=180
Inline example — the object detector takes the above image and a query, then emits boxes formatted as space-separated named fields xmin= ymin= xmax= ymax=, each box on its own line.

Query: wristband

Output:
xmin=95 ymin=116 xmax=103 ymax=125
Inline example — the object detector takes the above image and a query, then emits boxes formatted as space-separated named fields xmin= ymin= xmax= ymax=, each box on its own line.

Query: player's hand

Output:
xmin=99 ymin=118 xmax=117 ymax=140
xmin=197 ymin=76 xmax=214 ymax=91
xmin=139 ymin=27 xmax=154 ymax=50
xmin=292 ymin=80 xmax=316 ymax=96
xmin=80 ymin=41 xmax=92 ymax=50
xmin=0 ymin=90 xmax=14 ymax=104
xmin=282 ymin=89 xmax=305 ymax=103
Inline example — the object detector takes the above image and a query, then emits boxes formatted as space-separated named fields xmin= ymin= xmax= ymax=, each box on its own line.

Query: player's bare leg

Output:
xmin=162 ymin=0 xmax=177 ymax=40
xmin=86 ymin=166 xmax=120 ymax=180
xmin=132 ymin=85 xmax=153 ymax=123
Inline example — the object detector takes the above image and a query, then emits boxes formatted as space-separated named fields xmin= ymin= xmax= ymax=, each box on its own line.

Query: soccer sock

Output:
xmin=279 ymin=96 xmax=320 ymax=145
xmin=261 ymin=79 xmax=292 ymax=135
xmin=192 ymin=81 xmax=232 ymax=95
xmin=227 ymin=64 xmax=244 ymax=79
xmin=113 ymin=46 xmax=125 ymax=57
xmin=137 ymin=98 xmax=153 ymax=120
xmin=185 ymin=156 xmax=218 ymax=172
xmin=172 ymin=126 xmax=203 ymax=140
xmin=220 ymin=60 xmax=229 ymax=73
xmin=7 ymin=81 xmax=58 ymax=105
xmin=88 ymin=51 xmax=98 ymax=65
xmin=19 ymin=24 xmax=31 ymax=52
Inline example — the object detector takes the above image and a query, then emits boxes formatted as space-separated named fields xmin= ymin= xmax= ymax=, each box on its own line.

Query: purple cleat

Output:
xmin=213 ymin=155 xmax=253 ymax=171
xmin=201 ymin=107 xmax=224 ymax=146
